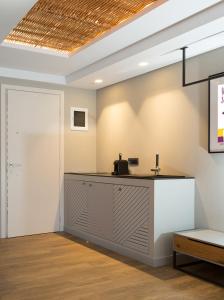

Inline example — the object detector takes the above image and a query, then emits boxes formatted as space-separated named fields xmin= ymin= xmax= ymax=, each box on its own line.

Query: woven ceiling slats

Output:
xmin=13 ymin=29 xmax=82 ymax=44
xmin=6 ymin=0 xmax=158 ymax=53
xmin=19 ymin=23 xmax=90 ymax=40
xmin=24 ymin=16 xmax=91 ymax=39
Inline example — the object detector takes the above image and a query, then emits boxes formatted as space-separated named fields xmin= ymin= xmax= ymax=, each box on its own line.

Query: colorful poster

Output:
xmin=209 ymin=77 xmax=224 ymax=153
xmin=217 ymin=84 xmax=224 ymax=143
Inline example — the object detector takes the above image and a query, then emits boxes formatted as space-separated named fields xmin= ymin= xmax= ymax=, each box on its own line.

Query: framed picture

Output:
xmin=209 ymin=76 xmax=224 ymax=153
xmin=70 ymin=107 xmax=88 ymax=131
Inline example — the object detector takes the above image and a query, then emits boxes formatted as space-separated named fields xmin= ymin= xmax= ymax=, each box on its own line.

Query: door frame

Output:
xmin=1 ymin=84 xmax=64 ymax=238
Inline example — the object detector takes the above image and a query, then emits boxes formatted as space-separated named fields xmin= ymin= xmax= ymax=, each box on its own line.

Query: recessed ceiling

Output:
xmin=0 ymin=0 xmax=223 ymax=89
xmin=5 ymin=0 xmax=158 ymax=53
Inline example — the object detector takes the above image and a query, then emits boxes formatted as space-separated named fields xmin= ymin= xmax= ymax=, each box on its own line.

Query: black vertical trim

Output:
xmin=180 ymin=47 xmax=224 ymax=87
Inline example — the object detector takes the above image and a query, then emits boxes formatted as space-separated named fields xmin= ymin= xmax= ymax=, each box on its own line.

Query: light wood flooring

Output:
xmin=0 ymin=233 xmax=223 ymax=300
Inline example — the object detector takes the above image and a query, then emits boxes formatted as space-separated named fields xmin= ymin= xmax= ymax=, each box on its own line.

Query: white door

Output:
xmin=6 ymin=88 xmax=62 ymax=238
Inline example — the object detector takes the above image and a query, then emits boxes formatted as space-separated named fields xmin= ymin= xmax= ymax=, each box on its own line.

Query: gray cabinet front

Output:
xmin=64 ymin=178 xmax=151 ymax=254
xmin=64 ymin=174 xmax=194 ymax=267
xmin=88 ymin=182 xmax=113 ymax=240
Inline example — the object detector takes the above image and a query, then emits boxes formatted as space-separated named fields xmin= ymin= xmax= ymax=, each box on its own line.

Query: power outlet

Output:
xmin=128 ymin=158 xmax=139 ymax=166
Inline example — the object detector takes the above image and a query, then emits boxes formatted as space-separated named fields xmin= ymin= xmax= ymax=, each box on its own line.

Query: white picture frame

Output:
xmin=70 ymin=107 xmax=88 ymax=131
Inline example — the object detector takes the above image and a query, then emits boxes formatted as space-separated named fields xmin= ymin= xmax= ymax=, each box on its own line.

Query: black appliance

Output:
xmin=112 ymin=153 xmax=129 ymax=175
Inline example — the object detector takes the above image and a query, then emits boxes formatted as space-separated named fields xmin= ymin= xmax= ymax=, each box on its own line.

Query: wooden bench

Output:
xmin=173 ymin=229 xmax=224 ymax=286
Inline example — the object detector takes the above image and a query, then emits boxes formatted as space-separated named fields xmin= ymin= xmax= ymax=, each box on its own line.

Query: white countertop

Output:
xmin=176 ymin=229 xmax=224 ymax=248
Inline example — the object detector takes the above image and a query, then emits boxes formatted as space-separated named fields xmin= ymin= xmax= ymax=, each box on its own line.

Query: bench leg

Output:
xmin=173 ymin=250 xmax=177 ymax=268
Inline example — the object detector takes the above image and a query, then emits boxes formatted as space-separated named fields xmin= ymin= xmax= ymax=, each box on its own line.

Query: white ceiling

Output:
xmin=0 ymin=0 xmax=223 ymax=89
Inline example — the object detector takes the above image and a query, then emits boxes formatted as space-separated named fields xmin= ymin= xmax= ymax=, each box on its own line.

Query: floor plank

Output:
xmin=0 ymin=233 xmax=223 ymax=300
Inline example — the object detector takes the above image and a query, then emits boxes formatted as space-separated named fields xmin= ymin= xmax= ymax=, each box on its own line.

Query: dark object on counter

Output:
xmin=112 ymin=153 xmax=129 ymax=175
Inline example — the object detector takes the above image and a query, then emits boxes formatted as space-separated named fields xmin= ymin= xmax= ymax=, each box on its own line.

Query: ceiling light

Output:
xmin=138 ymin=62 xmax=149 ymax=67
xmin=94 ymin=79 xmax=103 ymax=84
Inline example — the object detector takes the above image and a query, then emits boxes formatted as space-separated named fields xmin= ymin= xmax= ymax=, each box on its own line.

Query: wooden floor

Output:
xmin=0 ymin=233 xmax=223 ymax=300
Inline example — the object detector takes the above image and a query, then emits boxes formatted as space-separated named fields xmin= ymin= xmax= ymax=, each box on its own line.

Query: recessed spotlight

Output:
xmin=94 ymin=79 xmax=103 ymax=84
xmin=138 ymin=62 xmax=149 ymax=67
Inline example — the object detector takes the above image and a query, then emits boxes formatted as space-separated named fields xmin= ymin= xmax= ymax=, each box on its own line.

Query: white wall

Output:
xmin=96 ymin=47 xmax=224 ymax=232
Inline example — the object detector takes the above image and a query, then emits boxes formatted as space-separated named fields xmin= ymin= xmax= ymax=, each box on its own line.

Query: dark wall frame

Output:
xmin=208 ymin=75 xmax=224 ymax=153
xmin=180 ymin=47 xmax=224 ymax=153
xmin=181 ymin=47 xmax=224 ymax=87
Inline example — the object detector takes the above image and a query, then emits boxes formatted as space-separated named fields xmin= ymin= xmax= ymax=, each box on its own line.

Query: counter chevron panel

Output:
xmin=113 ymin=185 xmax=152 ymax=254
xmin=65 ymin=180 xmax=88 ymax=231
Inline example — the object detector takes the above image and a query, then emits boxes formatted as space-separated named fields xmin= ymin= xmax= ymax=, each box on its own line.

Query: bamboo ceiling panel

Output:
xmin=5 ymin=0 xmax=158 ymax=53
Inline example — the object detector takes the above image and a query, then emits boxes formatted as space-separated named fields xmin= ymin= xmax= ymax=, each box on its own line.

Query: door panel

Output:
xmin=7 ymin=89 xmax=61 ymax=237
xmin=88 ymin=182 xmax=113 ymax=240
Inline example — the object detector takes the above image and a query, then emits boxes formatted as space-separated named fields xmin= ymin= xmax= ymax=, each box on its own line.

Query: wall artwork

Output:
xmin=70 ymin=107 xmax=88 ymax=131
xmin=209 ymin=76 xmax=224 ymax=153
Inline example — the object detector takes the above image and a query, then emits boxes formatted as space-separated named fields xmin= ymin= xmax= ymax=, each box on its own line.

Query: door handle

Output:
xmin=8 ymin=163 xmax=22 ymax=168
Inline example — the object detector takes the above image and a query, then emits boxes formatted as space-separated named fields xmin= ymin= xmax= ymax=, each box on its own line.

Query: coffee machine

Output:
xmin=112 ymin=153 xmax=129 ymax=175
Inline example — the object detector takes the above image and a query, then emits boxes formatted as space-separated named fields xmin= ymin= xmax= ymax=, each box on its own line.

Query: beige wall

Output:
xmin=0 ymin=77 xmax=96 ymax=172
xmin=96 ymin=47 xmax=224 ymax=231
